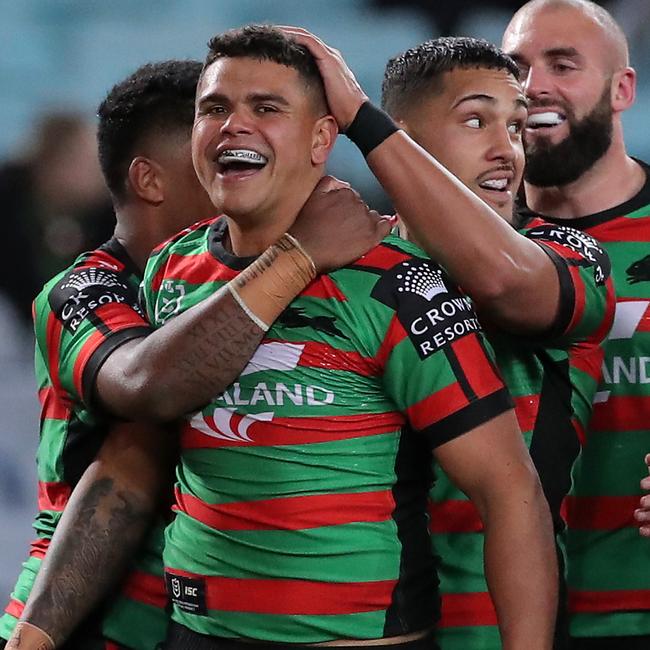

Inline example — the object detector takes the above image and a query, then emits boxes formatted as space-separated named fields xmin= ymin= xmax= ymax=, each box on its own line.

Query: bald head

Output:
xmin=505 ymin=0 xmax=628 ymax=71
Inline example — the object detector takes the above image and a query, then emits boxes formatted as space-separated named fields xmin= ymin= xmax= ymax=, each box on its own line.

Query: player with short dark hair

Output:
xmin=1 ymin=57 xmax=389 ymax=650
xmin=141 ymin=24 xmax=557 ymax=650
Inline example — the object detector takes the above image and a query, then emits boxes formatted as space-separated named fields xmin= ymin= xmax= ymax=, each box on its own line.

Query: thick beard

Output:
xmin=524 ymin=86 xmax=613 ymax=188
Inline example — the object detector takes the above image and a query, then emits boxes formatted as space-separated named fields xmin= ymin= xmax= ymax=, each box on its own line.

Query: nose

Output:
xmin=487 ymin=125 xmax=519 ymax=163
xmin=220 ymin=107 xmax=254 ymax=136
xmin=521 ymin=65 xmax=553 ymax=101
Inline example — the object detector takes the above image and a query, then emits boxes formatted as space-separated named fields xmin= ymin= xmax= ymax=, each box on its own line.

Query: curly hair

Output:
xmin=97 ymin=60 xmax=202 ymax=203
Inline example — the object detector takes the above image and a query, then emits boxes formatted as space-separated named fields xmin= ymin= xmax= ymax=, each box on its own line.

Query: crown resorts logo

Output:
xmin=60 ymin=268 xmax=128 ymax=293
xmin=396 ymin=262 xmax=447 ymax=301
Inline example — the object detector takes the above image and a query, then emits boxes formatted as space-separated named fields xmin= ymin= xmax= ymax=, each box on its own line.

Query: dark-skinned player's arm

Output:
xmin=6 ymin=420 xmax=176 ymax=650
xmin=281 ymin=27 xmax=562 ymax=334
xmin=435 ymin=410 xmax=558 ymax=650
xmin=97 ymin=177 xmax=393 ymax=421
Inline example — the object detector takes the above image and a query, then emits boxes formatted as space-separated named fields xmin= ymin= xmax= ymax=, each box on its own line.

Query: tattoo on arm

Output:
xmin=22 ymin=477 xmax=152 ymax=646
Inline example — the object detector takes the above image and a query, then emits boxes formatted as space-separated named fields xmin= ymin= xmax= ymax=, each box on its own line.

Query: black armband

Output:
xmin=345 ymin=101 xmax=399 ymax=157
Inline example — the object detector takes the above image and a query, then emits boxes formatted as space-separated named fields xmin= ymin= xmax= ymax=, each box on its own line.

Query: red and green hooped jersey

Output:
xmin=0 ymin=239 xmax=169 ymax=650
xmin=141 ymin=218 xmax=512 ymax=643
xmin=430 ymin=220 xmax=615 ymax=650
xmin=540 ymin=162 xmax=650 ymax=639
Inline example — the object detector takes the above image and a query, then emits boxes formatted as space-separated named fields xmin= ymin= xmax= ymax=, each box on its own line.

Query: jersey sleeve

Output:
xmin=369 ymin=255 xmax=512 ymax=449
xmin=33 ymin=257 xmax=152 ymax=408
xmin=523 ymin=223 xmax=615 ymax=346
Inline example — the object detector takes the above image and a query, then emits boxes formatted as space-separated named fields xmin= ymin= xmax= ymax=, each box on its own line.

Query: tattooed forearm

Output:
xmin=21 ymin=477 xmax=151 ymax=646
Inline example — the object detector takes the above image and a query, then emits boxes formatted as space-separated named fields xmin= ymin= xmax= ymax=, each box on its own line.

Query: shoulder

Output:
xmin=150 ymin=216 xmax=217 ymax=257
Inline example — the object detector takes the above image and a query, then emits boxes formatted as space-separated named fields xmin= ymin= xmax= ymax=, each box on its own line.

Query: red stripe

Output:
xmin=38 ymin=481 xmax=71 ymax=512
xmin=152 ymin=250 xmax=232 ymax=291
xmin=301 ymin=276 xmax=347 ymax=301
xmin=4 ymin=597 xmax=24 ymax=619
xmin=428 ymin=499 xmax=483 ymax=533
xmin=72 ymin=329 xmax=104 ymax=402
xmin=569 ymin=346 xmax=604 ymax=384
xmin=373 ymin=314 xmax=407 ymax=369
xmin=182 ymin=410 xmax=404 ymax=449
xmin=76 ymin=249 xmax=127 ymax=272
xmin=405 ymin=382 xmax=470 ymax=431
xmin=513 ymin=394 xmax=540 ymax=435
xmin=584 ymin=216 xmax=650 ymax=242
xmin=354 ymin=244 xmax=411 ymax=271
xmin=165 ymin=569 xmax=396 ymax=615
xmin=120 ymin=569 xmax=167 ymax=609
xmin=38 ymin=386 xmax=71 ymax=421
xmin=563 ymin=495 xmax=640 ymax=530
xmin=104 ymin=642 xmax=122 ymax=650
xmin=566 ymin=265 xmax=586 ymax=335
xmin=569 ymin=589 xmax=650 ymax=613
xmin=46 ymin=312 xmax=64 ymax=395
xmin=591 ymin=277 xmax=616 ymax=341
xmin=29 ymin=537 xmax=51 ymax=559
xmin=175 ymin=489 xmax=395 ymax=531
xmin=439 ymin=592 xmax=497 ymax=628
xmin=451 ymin=335 xmax=503 ymax=398
xmin=590 ymin=396 xmax=650 ymax=432
xmin=572 ymin=418 xmax=587 ymax=447
xmin=296 ymin=340 xmax=377 ymax=376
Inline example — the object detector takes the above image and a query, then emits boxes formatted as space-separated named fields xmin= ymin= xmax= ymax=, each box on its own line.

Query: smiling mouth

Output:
xmin=526 ymin=111 xmax=566 ymax=130
xmin=217 ymin=149 xmax=268 ymax=175
xmin=478 ymin=178 xmax=510 ymax=193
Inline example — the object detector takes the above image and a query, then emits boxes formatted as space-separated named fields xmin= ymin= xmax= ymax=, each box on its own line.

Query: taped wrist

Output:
xmin=345 ymin=101 xmax=399 ymax=157
xmin=228 ymin=233 xmax=317 ymax=330
xmin=9 ymin=622 xmax=55 ymax=650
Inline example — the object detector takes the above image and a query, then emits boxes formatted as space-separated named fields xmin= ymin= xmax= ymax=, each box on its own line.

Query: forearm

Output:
xmin=13 ymin=474 xmax=154 ymax=647
xmin=98 ymin=235 xmax=315 ymax=420
xmin=365 ymin=129 xmax=559 ymax=330
xmin=480 ymin=466 xmax=557 ymax=649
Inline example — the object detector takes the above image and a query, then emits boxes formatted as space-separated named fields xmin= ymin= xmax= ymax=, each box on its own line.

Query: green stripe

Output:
xmin=570 ymin=430 xmax=649 ymax=495
xmin=37 ymin=419 xmax=68 ymax=483
xmin=182 ymin=433 xmax=400 ymax=503
xmin=165 ymin=514 xmax=400 ymax=581
xmin=565 ymin=528 xmax=650 ymax=591
xmin=102 ymin=597 xmax=168 ymax=650
xmin=435 ymin=533 xmax=487 ymax=594
xmin=570 ymin=611 xmax=650 ymax=637
xmin=0 ymin=556 xmax=42 ymax=639
xmin=436 ymin=625 xmax=500 ymax=650
xmin=172 ymin=608 xmax=388 ymax=643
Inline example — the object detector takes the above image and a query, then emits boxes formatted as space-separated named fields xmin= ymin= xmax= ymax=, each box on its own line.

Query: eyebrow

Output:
xmin=509 ymin=46 xmax=581 ymax=64
xmin=452 ymin=93 xmax=528 ymax=110
xmin=197 ymin=91 xmax=291 ymax=108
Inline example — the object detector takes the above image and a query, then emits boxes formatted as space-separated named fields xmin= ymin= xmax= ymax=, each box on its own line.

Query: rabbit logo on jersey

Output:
xmin=371 ymin=258 xmax=481 ymax=359
xmin=190 ymin=342 xmax=335 ymax=443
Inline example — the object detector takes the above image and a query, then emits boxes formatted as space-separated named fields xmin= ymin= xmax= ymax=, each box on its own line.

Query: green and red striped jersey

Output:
xmin=0 ymin=239 xmax=169 ymax=650
xmin=430 ymin=220 xmax=615 ymax=650
xmin=141 ymin=218 xmax=512 ymax=643
xmin=539 ymin=162 xmax=650 ymax=640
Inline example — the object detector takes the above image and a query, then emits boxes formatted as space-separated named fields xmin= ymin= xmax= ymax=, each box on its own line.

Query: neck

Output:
xmin=113 ymin=203 xmax=168 ymax=271
xmin=224 ymin=179 xmax=320 ymax=257
xmin=524 ymin=133 xmax=645 ymax=219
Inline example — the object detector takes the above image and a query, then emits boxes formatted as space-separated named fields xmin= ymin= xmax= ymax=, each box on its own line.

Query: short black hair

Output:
xmin=97 ymin=60 xmax=202 ymax=204
xmin=202 ymin=24 xmax=327 ymax=113
xmin=382 ymin=37 xmax=520 ymax=118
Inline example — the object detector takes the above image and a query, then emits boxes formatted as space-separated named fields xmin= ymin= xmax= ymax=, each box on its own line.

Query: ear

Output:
xmin=611 ymin=66 xmax=636 ymax=113
xmin=311 ymin=115 xmax=338 ymax=165
xmin=127 ymin=156 xmax=164 ymax=205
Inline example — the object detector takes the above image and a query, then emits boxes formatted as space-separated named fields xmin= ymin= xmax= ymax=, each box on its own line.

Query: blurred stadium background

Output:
xmin=1 ymin=0 xmax=649 ymax=602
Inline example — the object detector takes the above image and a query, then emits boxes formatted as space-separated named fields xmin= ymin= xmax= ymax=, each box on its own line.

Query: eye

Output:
xmin=508 ymin=120 xmax=524 ymax=134
xmin=465 ymin=117 xmax=482 ymax=129
xmin=552 ymin=60 xmax=575 ymax=74
xmin=257 ymin=105 xmax=278 ymax=114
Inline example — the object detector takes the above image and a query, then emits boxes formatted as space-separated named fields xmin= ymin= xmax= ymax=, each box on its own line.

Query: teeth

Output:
xmin=218 ymin=149 xmax=267 ymax=165
xmin=480 ymin=178 xmax=508 ymax=191
xmin=527 ymin=112 xmax=565 ymax=128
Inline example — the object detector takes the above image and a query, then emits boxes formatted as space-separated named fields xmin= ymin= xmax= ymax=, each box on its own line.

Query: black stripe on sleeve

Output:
xmin=81 ymin=326 xmax=152 ymax=409
xmin=420 ymin=387 xmax=513 ymax=449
